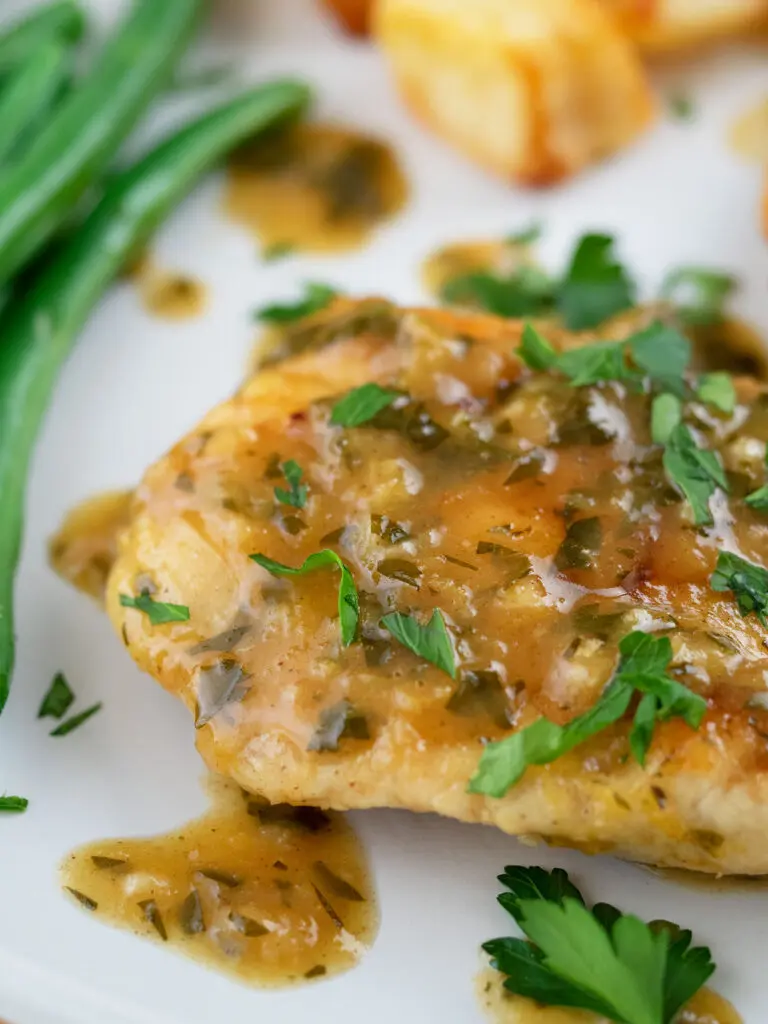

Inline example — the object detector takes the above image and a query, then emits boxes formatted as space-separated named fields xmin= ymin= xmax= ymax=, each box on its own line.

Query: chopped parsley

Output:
xmin=250 ymin=550 xmax=358 ymax=645
xmin=261 ymin=241 xmax=296 ymax=262
xmin=745 ymin=444 xmax=768 ymax=511
xmin=711 ymin=551 xmax=768 ymax=625
xmin=440 ymin=266 xmax=555 ymax=319
xmin=518 ymin=321 xmax=691 ymax=390
xmin=274 ymin=459 xmax=308 ymax=509
xmin=469 ymin=631 xmax=705 ymax=797
xmin=380 ymin=609 xmax=456 ymax=678
xmin=38 ymin=672 xmax=74 ymax=720
xmin=483 ymin=865 xmax=715 ymax=1023
xmin=119 ymin=593 xmax=190 ymax=625
xmin=330 ymin=383 xmax=400 ymax=427
xmin=696 ymin=372 xmax=736 ymax=414
xmin=557 ymin=233 xmax=635 ymax=330
xmin=661 ymin=424 xmax=728 ymax=526
xmin=668 ymin=92 xmax=695 ymax=122
xmin=254 ymin=282 xmax=338 ymax=324
xmin=650 ymin=394 xmax=681 ymax=445
xmin=0 ymin=795 xmax=28 ymax=813
xmin=50 ymin=702 xmax=102 ymax=737
xmin=660 ymin=267 xmax=736 ymax=326
xmin=507 ymin=222 xmax=543 ymax=246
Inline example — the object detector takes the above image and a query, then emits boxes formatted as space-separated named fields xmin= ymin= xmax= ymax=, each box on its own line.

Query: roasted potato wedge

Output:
xmin=600 ymin=0 xmax=768 ymax=52
xmin=374 ymin=0 xmax=654 ymax=185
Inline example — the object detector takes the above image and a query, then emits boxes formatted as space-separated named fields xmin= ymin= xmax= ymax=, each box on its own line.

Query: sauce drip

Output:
xmin=49 ymin=489 xmax=133 ymax=601
xmin=422 ymin=237 xmax=539 ymax=300
xmin=60 ymin=777 xmax=377 ymax=987
xmin=139 ymin=267 xmax=208 ymax=321
xmin=477 ymin=969 xmax=742 ymax=1024
xmin=728 ymin=97 xmax=768 ymax=163
xmin=225 ymin=122 xmax=407 ymax=255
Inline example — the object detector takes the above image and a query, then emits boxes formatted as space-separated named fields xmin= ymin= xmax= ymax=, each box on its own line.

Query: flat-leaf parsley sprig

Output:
xmin=483 ymin=865 xmax=716 ymax=1024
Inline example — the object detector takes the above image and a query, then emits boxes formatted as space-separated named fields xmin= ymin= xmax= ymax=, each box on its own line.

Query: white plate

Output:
xmin=1 ymin=2 xmax=767 ymax=1021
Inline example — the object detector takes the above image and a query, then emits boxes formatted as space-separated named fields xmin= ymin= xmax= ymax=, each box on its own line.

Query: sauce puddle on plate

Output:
xmin=728 ymin=96 xmax=768 ymax=163
xmin=49 ymin=489 xmax=133 ymax=602
xmin=60 ymin=777 xmax=378 ymax=986
xmin=476 ymin=969 xmax=741 ymax=1024
xmin=421 ymin=236 xmax=541 ymax=302
xmin=224 ymin=122 xmax=407 ymax=255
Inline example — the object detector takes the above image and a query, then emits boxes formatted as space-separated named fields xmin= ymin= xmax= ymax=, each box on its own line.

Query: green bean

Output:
xmin=0 ymin=41 xmax=72 ymax=165
xmin=0 ymin=2 xmax=85 ymax=72
xmin=0 ymin=0 xmax=205 ymax=289
xmin=0 ymin=79 xmax=311 ymax=712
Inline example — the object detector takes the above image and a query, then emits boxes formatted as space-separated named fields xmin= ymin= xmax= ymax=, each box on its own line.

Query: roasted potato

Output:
xmin=321 ymin=0 xmax=374 ymax=34
xmin=374 ymin=0 xmax=654 ymax=185
xmin=600 ymin=0 xmax=768 ymax=52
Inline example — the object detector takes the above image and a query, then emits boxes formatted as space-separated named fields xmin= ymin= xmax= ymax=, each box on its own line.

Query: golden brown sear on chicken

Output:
xmin=101 ymin=299 xmax=768 ymax=875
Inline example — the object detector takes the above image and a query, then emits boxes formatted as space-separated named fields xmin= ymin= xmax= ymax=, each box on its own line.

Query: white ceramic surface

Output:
xmin=1 ymin=2 xmax=767 ymax=1021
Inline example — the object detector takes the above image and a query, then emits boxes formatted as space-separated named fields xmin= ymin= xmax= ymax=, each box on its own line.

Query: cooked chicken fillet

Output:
xmin=103 ymin=300 xmax=768 ymax=875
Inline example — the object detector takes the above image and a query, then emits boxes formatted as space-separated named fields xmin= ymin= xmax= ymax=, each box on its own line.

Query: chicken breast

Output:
xmin=104 ymin=299 xmax=768 ymax=875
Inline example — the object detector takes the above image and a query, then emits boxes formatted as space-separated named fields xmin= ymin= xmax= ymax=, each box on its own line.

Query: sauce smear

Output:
xmin=225 ymin=122 xmax=407 ymax=255
xmin=61 ymin=777 xmax=377 ymax=986
xmin=49 ymin=489 xmax=133 ymax=601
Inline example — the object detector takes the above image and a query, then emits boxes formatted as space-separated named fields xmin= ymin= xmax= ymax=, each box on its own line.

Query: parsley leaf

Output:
xmin=711 ymin=551 xmax=768 ymax=625
xmin=261 ymin=241 xmax=296 ymax=262
xmin=629 ymin=692 xmax=659 ymax=766
xmin=330 ymin=383 xmax=400 ymax=427
xmin=250 ymin=550 xmax=358 ymax=645
xmin=697 ymin=372 xmax=735 ymax=414
xmin=484 ymin=866 xmax=715 ymax=1024
xmin=380 ymin=609 xmax=456 ymax=678
xmin=661 ymin=424 xmax=728 ymax=525
xmin=254 ymin=282 xmax=338 ymax=324
xmin=507 ymin=222 xmax=543 ymax=246
xmin=745 ymin=483 xmax=768 ymax=511
xmin=651 ymin=394 xmax=681 ymax=445
xmin=557 ymin=234 xmax=635 ymax=330
xmin=0 ymin=795 xmax=28 ymax=812
xmin=557 ymin=340 xmax=627 ymax=387
xmin=745 ymin=442 xmax=768 ymax=511
xmin=119 ymin=594 xmax=190 ymax=625
xmin=660 ymin=267 xmax=736 ymax=326
xmin=483 ymin=936 xmax=617 ymax=1017
xmin=668 ymin=93 xmax=695 ymax=122
xmin=517 ymin=323 xmax=557 ymax=371
xmin=274 ymin=459 xmax=308 ymax=509
xmin=627 ymin=323 xmax=691 ymax=390
xmin=518 ymin=321 xmax=691 ymax=390
xmin=468 ymin=677 xmax=633 ymax=797
xmin=441 ymin=266 xmax=555 ymax=318
xmin=38 ymin=672 xmax=74 ymax=719
xmin=50 ymin=702 xmax=102 ymax=737
xmin=469 ymin=631 xmax=705 ymax=797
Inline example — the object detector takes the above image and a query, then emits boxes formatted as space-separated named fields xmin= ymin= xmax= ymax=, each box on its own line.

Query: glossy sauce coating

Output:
xmin=477 ymin=969 xmax=741 ymax=1024
xmin=60 ymin=777 xmax=376 ymax=986
xmin=224 ymin=122 xmax=407 ymax=255
xmin=67 ymin=297 xmax=768 ymax=874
